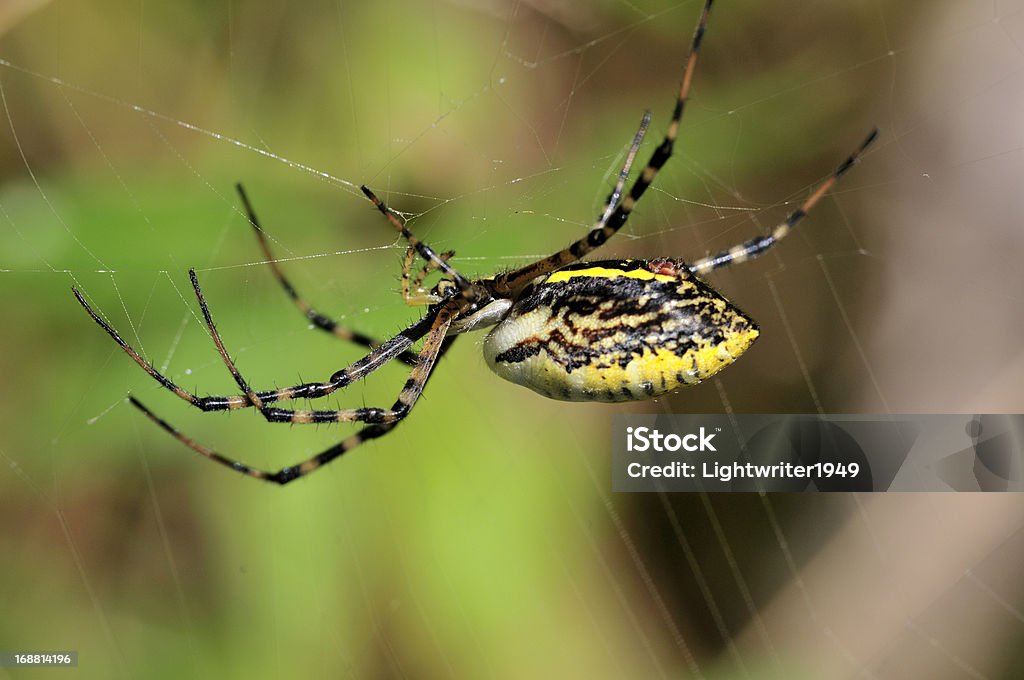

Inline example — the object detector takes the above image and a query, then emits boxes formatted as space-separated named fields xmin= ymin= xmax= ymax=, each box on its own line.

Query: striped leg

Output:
xmin=129 ymin=302 xmax=461 ymax=485
xmin=402 ymin=243 xmax=455 ymax=306
xmin=360 ymin=185 xmax=472 ymax=291
xmin=236 ymin=183 xmax=417 ymax=367
xmin=188 ymin=268 xmax=465 ymax=424
xmin=72 ymin=284 xmax=438 ymax=413
xmin=689 ymin=129 xmax=879 ymax=274
xmin=493 ymin=0 xmax=714 ymax=295
xmin=599 ymin=110 xmax=651 ymax=227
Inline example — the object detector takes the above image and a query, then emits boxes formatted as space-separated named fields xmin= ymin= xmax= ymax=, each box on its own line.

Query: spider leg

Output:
xmin=72 ymin=286 xmax=247 ymax=411
xmin=236 ymin=183 xmax=418 ymax=367
xmin=689 ymin=129 xmax=878 ymax=274
xmin=73 ymin=284 xmax=436 ymax=413
xmin=492 ymin=0 xmax=714 ymax=296
xmin=360 ymin=184 xmax=473 ymax=291
xmin=599 ymin=110 xmax=651 ymax=227
xmin=402 ymin=243 xmax=455 ymax=305
xmin=189 ymin=268 xmax=465 ymax=424
xmin=129 ymin=304 xmax=461 ymax=485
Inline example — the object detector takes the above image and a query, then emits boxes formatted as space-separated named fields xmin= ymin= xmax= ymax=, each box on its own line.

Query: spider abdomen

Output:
xmin=483 ymin=259 xmax=760 ymax=402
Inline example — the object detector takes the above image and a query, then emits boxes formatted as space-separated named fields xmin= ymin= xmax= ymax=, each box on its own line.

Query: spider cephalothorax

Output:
xmin=74 ymin=0 xmax=877 ymax=484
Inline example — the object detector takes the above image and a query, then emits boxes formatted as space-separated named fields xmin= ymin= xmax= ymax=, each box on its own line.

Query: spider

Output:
xmin=73 ymin=0 xmax=877 ymax=485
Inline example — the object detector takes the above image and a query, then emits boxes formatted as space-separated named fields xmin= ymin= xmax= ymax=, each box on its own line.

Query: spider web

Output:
xmin=1 ymin=0 xmax=1024 ymax=677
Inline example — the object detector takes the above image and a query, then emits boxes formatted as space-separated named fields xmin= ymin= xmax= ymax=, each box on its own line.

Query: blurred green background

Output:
xmin=2 ymin=0 xmax=1024 ymax=678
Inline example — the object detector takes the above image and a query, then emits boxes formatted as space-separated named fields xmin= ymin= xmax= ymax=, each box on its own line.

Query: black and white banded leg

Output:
xmin=132 ymin=301 xmax=462 ymax=485
xmin=237 ymin=183 xmax=418 ymax=367
xmin=689 ymin=129 xmax=879 ymax=274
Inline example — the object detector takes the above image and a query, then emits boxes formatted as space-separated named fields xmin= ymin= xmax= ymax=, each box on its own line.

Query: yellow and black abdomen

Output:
xmin=483 ymin=259 xmax=759 ymax=402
